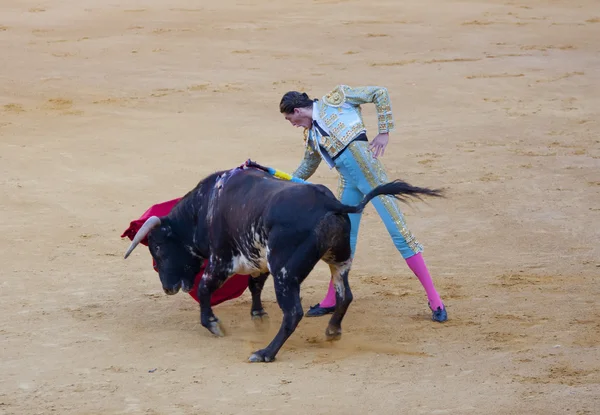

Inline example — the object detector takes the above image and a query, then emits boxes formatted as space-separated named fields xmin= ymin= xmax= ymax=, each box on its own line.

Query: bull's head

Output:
xmin=124 ymin=216 xmax=202 ymax=295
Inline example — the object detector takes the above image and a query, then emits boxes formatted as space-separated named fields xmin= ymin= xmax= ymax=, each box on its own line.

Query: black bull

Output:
xmin=124 ymin=166 xmax=444 ymax=362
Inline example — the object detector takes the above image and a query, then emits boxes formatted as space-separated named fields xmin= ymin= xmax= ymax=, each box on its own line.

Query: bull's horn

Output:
xmin=124 ymin=216 xmax=162 ymax=259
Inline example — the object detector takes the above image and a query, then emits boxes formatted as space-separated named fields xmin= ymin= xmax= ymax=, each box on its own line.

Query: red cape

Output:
xmin=121 ymin=198 xmax=249 ymax=306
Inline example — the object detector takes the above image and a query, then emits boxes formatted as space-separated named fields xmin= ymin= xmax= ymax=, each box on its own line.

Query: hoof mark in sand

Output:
xmin=29 ymin=8 xmax=46 ymax=13
xmin=585 ymin=18 xmax=600 ymax=23
xmin=366 ymin=33 xmax=389 ymax=38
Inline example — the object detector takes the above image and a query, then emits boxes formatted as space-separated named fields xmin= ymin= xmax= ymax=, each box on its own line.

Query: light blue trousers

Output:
xmin=333 ymin=140 xmax=424 ymax=259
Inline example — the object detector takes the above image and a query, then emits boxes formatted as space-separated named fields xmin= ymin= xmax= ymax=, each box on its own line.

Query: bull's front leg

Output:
xmin=248 ymin=272 xmax=269 ymax=321
xmin=197 ymin=261 xmax=230 ymax=337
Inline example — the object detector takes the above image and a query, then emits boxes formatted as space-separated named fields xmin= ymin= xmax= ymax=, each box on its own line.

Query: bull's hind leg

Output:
xmin=248 ymin=241 xmax=320 ymax=363
xmin=248 ymin=272 xmax=269 ymax=323
xmin=321 ymin=220 xmax=354 ymax=341
xmin=325 ymin=259 xmax=353 ymax=341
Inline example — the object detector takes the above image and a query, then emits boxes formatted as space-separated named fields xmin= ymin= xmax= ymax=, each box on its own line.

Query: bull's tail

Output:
xmin=332 ymin=179 xmax=445 ymax=214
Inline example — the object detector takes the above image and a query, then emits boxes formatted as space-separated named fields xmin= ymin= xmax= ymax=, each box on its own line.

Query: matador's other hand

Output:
xmin=368 ymin=133 xmax=389 ymax=158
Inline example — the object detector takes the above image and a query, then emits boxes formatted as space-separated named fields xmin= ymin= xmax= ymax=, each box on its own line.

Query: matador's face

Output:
xmin=284 ymin=107 xmax=313 ymax=129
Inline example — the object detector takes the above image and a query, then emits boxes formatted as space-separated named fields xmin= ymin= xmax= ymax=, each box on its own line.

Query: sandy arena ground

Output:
xmin=1 ymin=0 xmax=599 ymax=414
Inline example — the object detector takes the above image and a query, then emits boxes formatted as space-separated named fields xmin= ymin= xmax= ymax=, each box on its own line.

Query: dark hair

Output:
xmin=279 ymin=91 xmax=314 ymax=114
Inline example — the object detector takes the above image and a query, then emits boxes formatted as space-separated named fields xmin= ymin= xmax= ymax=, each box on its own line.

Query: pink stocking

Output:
xmin=318 ymin=279 xmax=337 ymax=308
xmin=405 ymin=252 xmax=444 ymax=310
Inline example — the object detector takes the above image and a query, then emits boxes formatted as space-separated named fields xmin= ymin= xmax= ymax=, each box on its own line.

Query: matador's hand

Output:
xmin=368 ymin=133 xmax=389 ymax=158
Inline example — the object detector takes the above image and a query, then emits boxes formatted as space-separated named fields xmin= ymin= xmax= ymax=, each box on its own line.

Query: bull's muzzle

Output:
xmin=163 ymin=281 xmax=182 ymax=295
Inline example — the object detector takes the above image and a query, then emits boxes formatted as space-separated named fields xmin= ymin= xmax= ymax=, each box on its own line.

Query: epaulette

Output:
xmin=322 ymin=85 xmax=347 ymax=107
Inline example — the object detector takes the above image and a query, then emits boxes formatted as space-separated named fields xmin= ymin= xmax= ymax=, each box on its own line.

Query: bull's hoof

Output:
xmin=248 ymin=349 xmax=275 ymax=363
xmin=325 ymin=326 xmax=342 ymax=341
xmin=251 ymin=309 xmax=269 ymax=321
xmin=251 ymin=310 xmax=270 ymax=331
xmin=207 ymin=320 xmax=225 ymax=337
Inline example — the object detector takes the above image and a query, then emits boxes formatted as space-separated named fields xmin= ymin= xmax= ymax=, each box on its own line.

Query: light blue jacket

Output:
xmin=293 ymin=85 xmax=395 ymax=180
